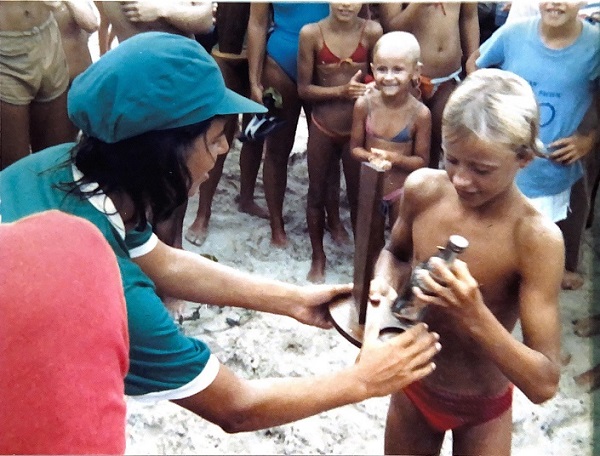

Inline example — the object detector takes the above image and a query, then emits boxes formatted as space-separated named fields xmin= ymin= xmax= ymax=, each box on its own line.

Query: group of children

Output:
xmin=1 ymin=2 xmax=599 ymax=455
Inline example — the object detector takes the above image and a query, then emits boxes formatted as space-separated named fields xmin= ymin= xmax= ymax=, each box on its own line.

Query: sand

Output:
xmin=124 ymin=116 xmax=597 ymax=455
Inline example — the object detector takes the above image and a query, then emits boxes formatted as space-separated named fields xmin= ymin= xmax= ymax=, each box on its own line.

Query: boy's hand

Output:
xmin=369 ymin=276 xmax=398 ymax=305
xmin=548 ymin=134 xmax=595 ymax=165
xmin=411 ymin=258 xmax=485 ymax=322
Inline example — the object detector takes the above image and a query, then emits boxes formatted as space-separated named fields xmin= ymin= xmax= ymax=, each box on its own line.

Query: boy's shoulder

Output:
xmin=364 ymin=18 xmax=383 ymax=37
xmin=512 ymin=199 xmax=564 ymax=253
xmin=403 ymin=168 xmax=448 ymax=208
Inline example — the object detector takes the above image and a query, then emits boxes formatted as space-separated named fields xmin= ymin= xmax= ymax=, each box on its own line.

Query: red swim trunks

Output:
xmin=403 ymin=381 xmax=513 ymax=432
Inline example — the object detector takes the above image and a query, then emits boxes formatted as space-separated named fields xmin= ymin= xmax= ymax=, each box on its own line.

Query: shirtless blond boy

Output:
xmin=369 ymin=69 xmax=563 ymax=455
xmin=379 ymin=3 xmax=479 ymax=169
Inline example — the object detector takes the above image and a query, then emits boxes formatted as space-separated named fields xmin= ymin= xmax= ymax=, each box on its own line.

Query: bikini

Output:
xmin=310 ymin=22 xmax=369 ymax=143
xmin=316 ymin=23 xmax=368 ymax=66
xmin=419 ymin=68 xmax=462 ymax=101
xmin=365 ymin=95 xmax=414 ymax=212
xmin=403 ymin=381 xmax=514 ymax=432
xmin=365 ymin=94 xmax=414 ymax=145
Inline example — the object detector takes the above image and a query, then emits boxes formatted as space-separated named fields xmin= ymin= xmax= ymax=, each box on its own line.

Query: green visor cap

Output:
xmin=68 ymin=32 xmax=266 ymax=143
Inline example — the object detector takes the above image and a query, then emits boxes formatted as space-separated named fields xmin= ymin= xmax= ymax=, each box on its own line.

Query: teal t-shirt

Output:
xmin=0 ymin=144 xmax=218 ymax=400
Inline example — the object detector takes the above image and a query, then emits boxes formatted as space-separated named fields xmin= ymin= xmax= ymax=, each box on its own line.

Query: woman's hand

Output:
xmin=291 ymin=283 xmax=353 ymax=329
xmin=352 ymin=320 xmax=440 ymax=397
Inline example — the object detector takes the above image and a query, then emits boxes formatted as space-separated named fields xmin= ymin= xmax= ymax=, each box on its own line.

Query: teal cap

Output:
xmin=68 ymin=32 xmax=266 ymax=143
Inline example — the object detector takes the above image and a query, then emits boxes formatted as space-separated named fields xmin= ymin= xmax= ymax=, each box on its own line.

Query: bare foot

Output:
xmin=185 ymin=221 xmax=208 ymax=247
xmin=327 ymin=222 xmax=351 ymax=246
xmin=561 ymin=270 xmax=584 ymax=290
xmin=574 ymin=364 xmax=600 ymax=392
xmin=238 ymin=200 xmax=269 ymax=219
xmin=572 ymin=314 xmax=600 ymax=337
xmin=307 ymin=257 xmax=326 ymax=283
xmin=163 ymin=296 xmax=187 ymax=319
xmin=270 ymin=230 xmax=288 ymax=248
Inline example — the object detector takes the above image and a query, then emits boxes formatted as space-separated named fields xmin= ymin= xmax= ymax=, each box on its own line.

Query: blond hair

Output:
xmin=443 ymin=68 xmax=543 ymax=157
xmin=373 ymin=31 xmax=421 ymax=66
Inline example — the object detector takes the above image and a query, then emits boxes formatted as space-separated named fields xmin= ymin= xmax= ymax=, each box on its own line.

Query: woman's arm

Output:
xmin=134 ymin=240 xmax=351 ymax=328
xmin=172 ymin=320 xmax=440 ymax=433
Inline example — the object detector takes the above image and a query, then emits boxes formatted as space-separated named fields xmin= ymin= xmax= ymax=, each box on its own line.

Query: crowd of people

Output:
xmin=1 ymin=2 xmax=598 ymax=455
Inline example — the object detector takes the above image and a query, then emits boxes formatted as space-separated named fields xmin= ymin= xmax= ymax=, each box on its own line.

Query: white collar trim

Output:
xmin=72 ymin=165 xmax=126 ymax=240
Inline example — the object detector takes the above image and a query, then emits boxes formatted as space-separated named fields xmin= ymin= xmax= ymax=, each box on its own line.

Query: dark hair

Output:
xmin=69 ymin=120 xmax=211 ymax=228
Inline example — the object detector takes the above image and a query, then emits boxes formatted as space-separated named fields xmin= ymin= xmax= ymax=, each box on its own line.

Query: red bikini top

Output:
xmin=317 ymin=23 xmax=368 ymax=65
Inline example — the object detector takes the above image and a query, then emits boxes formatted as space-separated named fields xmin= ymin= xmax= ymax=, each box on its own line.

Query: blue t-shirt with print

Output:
xmin=477 ymin=17 xmax=600 ymax=197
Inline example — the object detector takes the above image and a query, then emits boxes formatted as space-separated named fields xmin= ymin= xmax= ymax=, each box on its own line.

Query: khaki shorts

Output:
xmin=0 ymin=15 xmax=69 ymax=105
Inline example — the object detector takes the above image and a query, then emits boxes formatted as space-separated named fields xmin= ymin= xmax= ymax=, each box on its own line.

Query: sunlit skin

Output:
xmin=539 ymin=2 xmax=583 ymax=29
xmin=371 ymin=54 xmax=416 ymax=99
xmin=369 ymin=126 xmax=563 ymax=455
xmin=329 ymin=2 xmax=362 ymax=23
xmin=442 ymin=131 xmax=528 ymax=211
xmin=186 ymin=118 xmax=230 ymax=197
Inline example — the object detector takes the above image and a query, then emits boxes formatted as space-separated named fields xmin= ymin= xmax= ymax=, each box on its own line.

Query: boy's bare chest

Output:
xmin=412 ymin=211 xmax=520 ymax=296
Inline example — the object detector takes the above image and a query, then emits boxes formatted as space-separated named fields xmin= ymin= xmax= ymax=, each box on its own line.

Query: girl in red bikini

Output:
xmin=351 ymin=31 xmax=431 ymax=229
xmin=298 ymin=2 xmax=382 ymax=283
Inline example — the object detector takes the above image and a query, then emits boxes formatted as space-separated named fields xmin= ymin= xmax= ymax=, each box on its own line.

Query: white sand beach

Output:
xmin=124 ymin=118 xmax=597 ymax=455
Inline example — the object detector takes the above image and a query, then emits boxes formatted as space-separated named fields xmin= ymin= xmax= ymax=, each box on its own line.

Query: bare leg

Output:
xmin=238 ymin=112 xmax=268 ymax=218
xmin=384 ymin=391 xmax=445 ymax=455
xmin=324 ymin=158 xmax=350 ymax=245
xmin=574 ymin=364 xmax=600 ymax=392
xmin=425 ymin=81 xmax=457 ymax=169
xmin=30 ymin=91 xmax=76 ymax=152
xmin=572 ymin=314 xmax=600 ymax=337
xmin=186 ymin=150 xmax=228 ymax=246
xmin=306 ymin=124 xmax=342 ymax=283
xmin=0 ymin=101 xmax=30 ymax=170
xmin=261 ymin=56 xmax=303 ymax=247
xmin=341 ymin=146 xmax=361 ymax=234
xmin=452 ymin=407 xmax=512 ymax=456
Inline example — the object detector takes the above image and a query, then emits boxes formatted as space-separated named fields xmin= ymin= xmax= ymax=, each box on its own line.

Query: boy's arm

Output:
xmin=120 ymin=1 xmax=214 ymax=35
xmin=247 ymin=2 xmax=270 ymax=103
xmin=63 ymin=0 xmax=99 ymax=34
xmin=379 ymin=3 xmax=415 ymax=32
xmin=415 ymin=216 xmax=564 ymax=404
xmin=549 ymin=88 xmax=600 ymax=165
xmin=459 ymin=2 xmax=480 ymax=68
